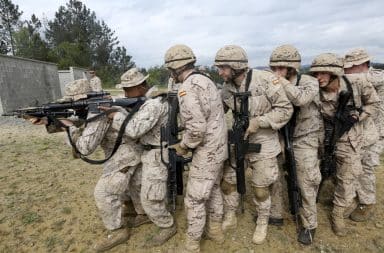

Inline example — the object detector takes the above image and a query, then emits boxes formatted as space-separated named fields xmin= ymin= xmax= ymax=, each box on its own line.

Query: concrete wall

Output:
xmin=58 ymin=67 xmax=88 ymax=95
xmin=0 ymin=55 xmax=61 ymax=114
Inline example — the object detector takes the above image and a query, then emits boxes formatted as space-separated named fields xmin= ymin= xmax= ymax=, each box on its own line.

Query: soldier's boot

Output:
xmin=126 ymin=214 xmax=151 ymax=228
xmin=253 ymin=215 xmax=284 ymax=226
xmin=206 ymin=220 xmax=225 ymax=243
xmin=331 ymin=206 xmax=347 ymax=237
xmin=222 ymin=211 xmax=237 ymax=232
xmin=350 ymin=204 xmax=374 ymax=222
xmin=146 ymin=223 xmax=177 ymax=247
xmin=180 ymin=236 xmax=200 ymax=253
xmin=297 ymin=228 xmax=316 ymax=245
xmin=94 ymin=228 xmax=130 ymax=252
xmin=343 ymin=198 xmax=359 ymax=219
xmin=252 ymin=221 xmax=268 ymax=245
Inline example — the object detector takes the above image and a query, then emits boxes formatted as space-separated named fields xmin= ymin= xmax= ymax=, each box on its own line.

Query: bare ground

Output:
xmin=0 ymin=117 xmax=383 ymax=253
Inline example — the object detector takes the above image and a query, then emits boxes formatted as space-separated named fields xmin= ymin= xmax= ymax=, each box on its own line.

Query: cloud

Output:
xmin=12 ymin=0 xmax=384 ymax=68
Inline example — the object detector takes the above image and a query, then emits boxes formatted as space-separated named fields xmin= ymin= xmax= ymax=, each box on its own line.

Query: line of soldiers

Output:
xmin=29 ymin=45 xmax=383 ymax=252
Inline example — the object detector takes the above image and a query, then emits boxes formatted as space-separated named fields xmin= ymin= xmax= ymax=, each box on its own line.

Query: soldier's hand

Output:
xmin=29 ymin=117 xmax=48 ymax=125
xmin=59 ymin=119 xmax=74 ymax=127
xmin=169 ymin=143 xmax=188 ymax=156
xmin=244 ymin=118 xmax=260 ymax=139
xmin=98 ymin=106 xmax=117 ymax=119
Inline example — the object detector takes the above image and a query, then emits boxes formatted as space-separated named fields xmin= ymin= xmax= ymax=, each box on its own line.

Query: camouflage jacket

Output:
xmin=221 ymin=69 xmax=293 ymax=161
xmin=178 ymin=72 xmax=228 ymax=165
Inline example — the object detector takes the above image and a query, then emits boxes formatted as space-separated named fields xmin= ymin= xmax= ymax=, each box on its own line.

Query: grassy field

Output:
xmin=0 ymin=118 xmax=383 ymax=253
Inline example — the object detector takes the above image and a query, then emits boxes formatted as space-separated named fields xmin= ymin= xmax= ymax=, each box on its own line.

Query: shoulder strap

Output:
xmin=185 ymin=70 xmax=214 ymax=82
xmin=342 ymin=75 xmax=360 ymax=111
xmin=66 ymin=100 xmax=144 ymax=165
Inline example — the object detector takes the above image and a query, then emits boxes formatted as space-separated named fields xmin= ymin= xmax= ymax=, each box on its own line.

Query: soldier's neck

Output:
xmin=323 ymin=78 xmax=340 ymax=93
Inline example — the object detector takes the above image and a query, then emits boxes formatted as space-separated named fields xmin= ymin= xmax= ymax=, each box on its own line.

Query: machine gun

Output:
xmin=228 ymin=91 xmax=261 ymax=213
xmin=281 ymin=106 xmax=302 ymax=230
xmin=160 ymin=92 xmax=192 ymax=212
xmin=2 ymin=91 xmax=145 ymax=120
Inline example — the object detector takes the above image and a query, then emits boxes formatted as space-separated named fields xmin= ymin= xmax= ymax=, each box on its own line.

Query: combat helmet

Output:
xmin=164 ymin=44 xmax=196 ymax=70
xmin=269 ymin=44 xmax=301 ymax=71
xmin=214 ymin=45 xmax=249 ymax=70
xmin=116 ymin=68 xmax=149 ymax=88
xmin=344 ymin=48 xmax=371 ymax=69
xmin=309 ymin=53 xmax=344 ymax=76
xmin=62 ymin=79 xmax=92 ymax=101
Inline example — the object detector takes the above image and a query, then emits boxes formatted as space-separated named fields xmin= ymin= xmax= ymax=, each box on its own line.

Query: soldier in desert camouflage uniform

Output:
xmin=269 ymin=45 xmax=322 ymax=245
xmin=107 ymin=68 xmax=177 ymax=247
xmin=344 ymin=48 xmax=384 ymax=222
xmin=215 ymin=45 xmax=292 ymax=245
xmin=88 ymin=69 xmax=103 ymax=92
xmin=30 ymin=78 xmax=147 ymax=252
xmin=164 ymin=44 xmax=228 ymax=253
xmin=310 ymin=53 xmax=379 ymax=236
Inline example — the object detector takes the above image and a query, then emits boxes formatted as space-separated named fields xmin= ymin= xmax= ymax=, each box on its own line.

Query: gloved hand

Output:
xmin=169 ymin=143 xmax=188 ymax=156
xmin=244 ymin=117 xmax=260 ymax=139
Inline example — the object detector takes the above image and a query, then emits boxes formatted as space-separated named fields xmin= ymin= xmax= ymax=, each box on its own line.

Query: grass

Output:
xmin=22 ymin=211 xmax=42 ymax=224
xmin=61 ymin=207 xmax=72 ymax=214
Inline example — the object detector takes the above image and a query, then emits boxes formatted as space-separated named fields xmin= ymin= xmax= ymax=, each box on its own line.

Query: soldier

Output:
xmin=89 ymin=69 xmax=103 ymax=92
xmin=105 ymin=68 xmax=177 ymax=247
xmin=164 ymin=44 xmax=228 ymax=253
xmin=30 ymin=78 xmax=147 ymax=252
xmin=344 ymin=48 xmax=384 ymax=221
xmin=215 ymin=45 xmax=292 ymax=245
xmin=309 ymin=53 xmax=379 ymax=236
xmin=269 ymin=45 xmax=322 ymax=245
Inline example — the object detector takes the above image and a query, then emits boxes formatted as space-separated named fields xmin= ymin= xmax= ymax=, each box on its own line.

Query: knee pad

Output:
xmin=253 ymin=186 xmax=269 ymax=202
xmin=221 ymin=180 xmax=237 ymax=195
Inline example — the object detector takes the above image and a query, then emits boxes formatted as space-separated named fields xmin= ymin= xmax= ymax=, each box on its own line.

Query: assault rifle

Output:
xmin=2 ymin=91 xmax=145 ymax=120
xmin=160 ymin=92 xmax=192 ymax=212
xmin=228 ymin=91 xmax=261 ymax=213
xmin=282 ymin=107 xmax=301 ymax=230
xmin=317 ymin=90 xmax=356 ymax=201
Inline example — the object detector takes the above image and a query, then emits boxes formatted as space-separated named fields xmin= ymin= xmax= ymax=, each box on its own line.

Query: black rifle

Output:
xmin=228 ymin=91 xmax=261 ymax=213
xmin=2 ymin=91 xmax=145 ymax=120
xmin=160 ymin=92 xmax=192 ymax=212
xmin=317 ymin=90 xmax=355 ymax=201
xmin=282 ymin=107 xmax=302 ymax=230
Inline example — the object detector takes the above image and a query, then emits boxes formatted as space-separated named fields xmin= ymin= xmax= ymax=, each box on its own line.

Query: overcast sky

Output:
xmin=12 ymin=0 xmax=384 ymax=68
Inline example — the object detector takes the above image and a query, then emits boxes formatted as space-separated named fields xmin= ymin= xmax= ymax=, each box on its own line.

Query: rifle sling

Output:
xmin=64 ymin=101 xmax=144 ymax=165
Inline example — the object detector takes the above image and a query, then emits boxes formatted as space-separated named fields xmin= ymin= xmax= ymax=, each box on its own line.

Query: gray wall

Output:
xmin=58 ymin=67 xmax=88 ymax=95
xmin=0 ymin=55 xmax=61 ymax=114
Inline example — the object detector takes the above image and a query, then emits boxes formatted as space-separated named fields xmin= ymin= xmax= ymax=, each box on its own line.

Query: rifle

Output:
xmin=160 ymin=92 xmax=192 ymax=212
xmin=228 ymin=91 xmax=261 ymax=213
xmin=282 ymin=107 xmax=301 ymax=231
xmin=317 ymin=90 xmax=354 ymax=201
xmin=2 ymin=91 xmax=145 ymax=120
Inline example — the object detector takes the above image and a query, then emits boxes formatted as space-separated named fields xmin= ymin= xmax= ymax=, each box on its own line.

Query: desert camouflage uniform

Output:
xmin=221 ymin=69 xmax=293 ymax=225
xmin=282 ymin=74 xmax=322 ymax=229
xmin=319 ymin=74 xmax=379 ymax=208
xmin=356 ymin=68 xmax=384 ymax=205
xmin=89 ymin=75 xmax=102 ymax=92
xmin=111 ymin=93 xmax=174 ymax=229
xmin=178 ymin=72 xmax=228 ymax=241
xmin=70 ymin=109 xmax=144 ymax=230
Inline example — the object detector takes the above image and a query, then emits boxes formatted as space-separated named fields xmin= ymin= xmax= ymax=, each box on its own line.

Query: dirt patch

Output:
xmin=0 ymin=117 xmax=383 ymax=252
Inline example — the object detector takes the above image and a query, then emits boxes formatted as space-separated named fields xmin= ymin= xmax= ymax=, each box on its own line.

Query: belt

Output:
xmin=143 ymin=144 xmax=162 ymax=150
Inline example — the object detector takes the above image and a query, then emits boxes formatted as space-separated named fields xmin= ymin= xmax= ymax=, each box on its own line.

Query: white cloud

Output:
xmin=12 ymin=0 xmax=384 ymax=68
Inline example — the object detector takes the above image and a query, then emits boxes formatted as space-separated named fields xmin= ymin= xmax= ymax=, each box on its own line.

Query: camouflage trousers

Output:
xmin=221 ymin=160 xmax=240 ymax=213
xmin=269 ymin=154 xmax=285 ymax=219
xmin=357 ymin=137 xmax=384 ymax=205
xmin=333 ymin=141 xmax=363 ymax=207
xmin=94 ymin=165 xmax=144 ymax=230
xmin=141 ymin=149 xmax=174 ymax=228
xmin=250 ymin=157 xmax=279 ymax=224
xmin=185 ymin=160 xmax=224 ymax=241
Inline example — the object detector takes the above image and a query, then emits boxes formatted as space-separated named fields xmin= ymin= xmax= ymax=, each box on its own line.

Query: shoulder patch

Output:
xmin=179 ymin=90 xmax=187 ymax=97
